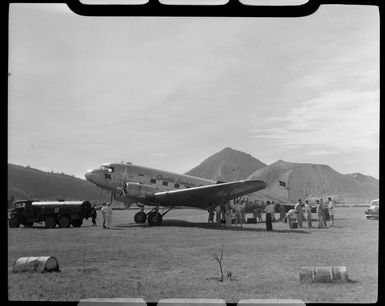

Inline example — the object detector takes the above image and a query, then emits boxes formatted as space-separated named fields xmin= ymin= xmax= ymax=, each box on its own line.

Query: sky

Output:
xmin=8 ymin=4 xmax=379 ymax=179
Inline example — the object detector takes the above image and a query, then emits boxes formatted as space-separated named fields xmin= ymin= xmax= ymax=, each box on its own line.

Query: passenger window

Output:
xmin=174 ymin=183 xmax=180 ymax=188
xmin=162 ymin=181 xmax=168 ymax=186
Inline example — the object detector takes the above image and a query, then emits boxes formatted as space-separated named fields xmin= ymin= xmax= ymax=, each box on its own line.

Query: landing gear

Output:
xmin=133 ymin=205 xmax=173 ymax=226
xmin=147 ymin=211 xmax=163 ymax=226
xmin=134 ymin=211 xmax=147 ymax=223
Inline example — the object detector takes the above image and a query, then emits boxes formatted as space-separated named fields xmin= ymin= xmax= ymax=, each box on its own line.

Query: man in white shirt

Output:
xmin=294 ymin=199 xmax=304 ymax=228
xmin=234 ymin=200 xmax=243 ymax=228
xmin=327 ymin=197 xmax=335 ymax=227
xmin=215 ymin=204 xmax=222 ymax=226
xmin=287 ymin=209 xmax=297 ymax=229
xmin=304 ymin=200 xmax=312 ymax=228
xmin=264 ymin=201 xmax=275 ymax=231
xmin=101 ymin=202 xmax=113 ymax=229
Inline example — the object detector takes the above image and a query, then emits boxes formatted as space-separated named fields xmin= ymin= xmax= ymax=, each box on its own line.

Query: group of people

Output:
xmin=287 ymin=197 xmax=335 ymax=229
xmin=207 ymin=199 xmax=276 ymax=231
xmin=207 ymin=196 xmax=336 ymax=231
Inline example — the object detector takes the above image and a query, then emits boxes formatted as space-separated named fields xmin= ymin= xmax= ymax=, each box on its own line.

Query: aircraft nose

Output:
xmin=85 ymin=169 xmax=95 ymax=182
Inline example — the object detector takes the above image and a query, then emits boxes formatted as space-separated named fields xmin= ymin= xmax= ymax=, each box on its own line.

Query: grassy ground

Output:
xmin=8 ymin=207 xmax=378 ymax=303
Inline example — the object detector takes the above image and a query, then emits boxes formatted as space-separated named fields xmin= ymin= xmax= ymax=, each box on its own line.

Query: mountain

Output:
xmin=8 ymin=164 xmax=107 ymax=204
xmin=345 ymin=173 xmax=379 ymax=196
xmin=247 ymin=160 xmax=379 ymax=203
xmin=185 ymin=147 xmax=267 ymax=182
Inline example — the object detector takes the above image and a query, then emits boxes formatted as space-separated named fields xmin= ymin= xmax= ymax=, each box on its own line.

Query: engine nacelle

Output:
xmin=124 ymin=182 xmax=162 ymax=200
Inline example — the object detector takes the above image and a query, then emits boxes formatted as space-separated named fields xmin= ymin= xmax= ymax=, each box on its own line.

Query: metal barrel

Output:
xmin=13 ymin=256 xmax=59 ymax=273
xmin=299 ymin=266 xmax=348 ymax=283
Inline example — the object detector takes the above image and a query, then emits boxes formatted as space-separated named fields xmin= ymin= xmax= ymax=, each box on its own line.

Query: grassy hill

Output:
xmin=8 ymin=164 xmax=106 ymax=204
xmin=247 ymin=160 xmax=378 ymax=203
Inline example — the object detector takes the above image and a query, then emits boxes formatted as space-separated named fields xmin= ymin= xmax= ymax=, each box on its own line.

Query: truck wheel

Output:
xmin=9 ymin=217 xmax=20 ymax=228
xmin=45 ymin=216 xmax=56 ymax=228
xmin=58 ymin=216 xmax=70 ymax=228
xmin=22 ymin=222 xmax=33 ymax=227
xmin=71 ymin=219 xmax=82 ymax=227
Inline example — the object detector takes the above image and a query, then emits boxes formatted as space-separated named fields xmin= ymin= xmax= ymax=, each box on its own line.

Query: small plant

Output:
xmin=212 ymin=250 xmax=224 ymax=281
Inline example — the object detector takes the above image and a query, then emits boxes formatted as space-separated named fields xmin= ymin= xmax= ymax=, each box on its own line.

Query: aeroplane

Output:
xmin=85 ymin=162 xmax=266 ymax=225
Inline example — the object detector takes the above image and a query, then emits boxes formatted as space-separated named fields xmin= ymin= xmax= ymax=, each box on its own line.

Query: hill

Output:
xmin=345 ymin=173 xmax=379 ymax=196
xmin=247 ymin=160 xmax=379 ymax=203
xmin=8 ymin=164 xmax=107 ymax=204
xmin=185 ymin=147 xmax=266 ymax=182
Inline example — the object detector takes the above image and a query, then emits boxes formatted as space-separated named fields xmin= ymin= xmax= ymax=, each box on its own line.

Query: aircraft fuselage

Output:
xmin=85 ymin=162 xmax=217 ymax=206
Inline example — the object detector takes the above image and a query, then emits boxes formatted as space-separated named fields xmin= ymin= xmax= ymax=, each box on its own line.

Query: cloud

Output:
xmin=251 ymin=89 xmax=379 ymax=152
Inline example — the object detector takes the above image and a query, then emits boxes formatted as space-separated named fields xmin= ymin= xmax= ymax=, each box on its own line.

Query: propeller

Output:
xmin=117 ymin=167 xmax=128 ymax=197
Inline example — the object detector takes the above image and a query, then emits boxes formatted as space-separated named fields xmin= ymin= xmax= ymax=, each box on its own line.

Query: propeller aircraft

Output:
xmin=85 ymin=162 xmax=266 ymax=225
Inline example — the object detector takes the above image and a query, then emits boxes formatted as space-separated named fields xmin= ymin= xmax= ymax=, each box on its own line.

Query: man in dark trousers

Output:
xmin=264 ymin=201 xmax=275 ymax=231
xmin=91 ymin=206 xmax=97 ymax=226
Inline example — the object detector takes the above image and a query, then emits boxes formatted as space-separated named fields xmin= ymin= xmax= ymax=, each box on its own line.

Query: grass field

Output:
xmin=8 ymin=207 xmax=378 ymax=303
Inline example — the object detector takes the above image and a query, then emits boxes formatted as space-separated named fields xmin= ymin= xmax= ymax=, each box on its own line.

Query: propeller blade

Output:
xmin=121 ymin=167 xmax=128 ymax=196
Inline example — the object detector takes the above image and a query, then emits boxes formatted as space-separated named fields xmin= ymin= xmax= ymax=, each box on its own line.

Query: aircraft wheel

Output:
xmin=148 ymin=212 xmax=162 ymax=226
xmin=9 ymin=217 xmax=20 ymax=228
xmin=45 ymin=216 xmax=57 ymax=228
xmin=134 ymin=211 xmax=147 ymax=223
xmin=58 ymin=216 xmax=70 ymax=228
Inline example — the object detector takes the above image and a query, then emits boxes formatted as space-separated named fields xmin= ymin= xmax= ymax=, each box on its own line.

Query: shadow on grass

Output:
xmin=115 ymin=219 xmax=311 ymax=234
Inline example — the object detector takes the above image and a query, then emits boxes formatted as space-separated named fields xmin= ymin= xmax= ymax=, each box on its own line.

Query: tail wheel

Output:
xmin=9 ymin=217 xmax=20 ymax=228
xmin=58 ymin=216 xmax=70 ymax=228
xmin=45 ymin=216 xmax=57 ymax=228
xmin=134 ymin=211 xmax=147 ymax=223
xmin=148 ymin=212 xmax=162 ymax=226
xmin=71 ymin=219 xmax=82 ymax=227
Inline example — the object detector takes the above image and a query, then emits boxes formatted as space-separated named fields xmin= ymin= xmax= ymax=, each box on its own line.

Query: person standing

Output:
xmin=320 ymin=198 xmax=327 ymax=227
xmin=225 ymin=200 xmax=232 ymax=227
xmin=327 ymin=197 xmax=335 ymax=227
xmin=91 ymin=206 xmax=97 ymax=226
xmin=215 ymin=204 xmax=222 ymax=226
xmin=241 ymin=199 xmax=247 ymax=223
xmin=101 ymin=202 xmax=113 ymax=229
xmin=101 ymin=203 xmax=107 ymax=228
xmin=316 ymin=200 xmax=324 ymax=228
xmin=295 ymin=199 xmax=304 ymax=228
xmin=252 ymin=200 xmax=258 ymax=219
xmin=208 ymin=204 xmax=215 ymax=223
xmin=234 ymin=200 xmax=243 ymax=228
xmin=264 ymin=201 xmax=275 ymax=231
xmin=304 ymin=200 xmax=312 ymax=228
xmin=279 ymin=203 xmax=286 ymax=222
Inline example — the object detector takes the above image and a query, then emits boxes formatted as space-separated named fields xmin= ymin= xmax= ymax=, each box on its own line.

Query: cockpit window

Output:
xmin=100 ymin=166 xmax=114 ymax=173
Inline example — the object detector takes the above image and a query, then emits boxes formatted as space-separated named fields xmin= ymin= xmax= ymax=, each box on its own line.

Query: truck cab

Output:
xmin=8 ymin=200 xmax=41 ymax=228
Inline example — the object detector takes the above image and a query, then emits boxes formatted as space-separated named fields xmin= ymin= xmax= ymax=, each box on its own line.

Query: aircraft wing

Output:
xmin=152 ymin=180 xmax=266 ymax=209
